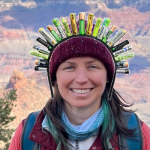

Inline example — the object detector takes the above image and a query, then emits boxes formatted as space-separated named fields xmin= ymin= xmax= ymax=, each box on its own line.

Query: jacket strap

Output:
xmin=118 ymin=111 xmax=143 ymax=150
xmin=21 ymin=111 xmax=41 ymax=150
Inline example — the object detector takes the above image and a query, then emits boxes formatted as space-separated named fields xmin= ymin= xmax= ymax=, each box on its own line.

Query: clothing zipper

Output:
xmin=75 ymin=140 xmax=79 ymax=150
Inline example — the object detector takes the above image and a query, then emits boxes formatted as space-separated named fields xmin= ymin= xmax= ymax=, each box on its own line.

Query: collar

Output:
xmin=29 ymin=109 xmax=57 ymax=149
xmin=28 ymin=108 xmax=118 ymax=149
xmin=42 ymin=106 xmax=103 ymax=133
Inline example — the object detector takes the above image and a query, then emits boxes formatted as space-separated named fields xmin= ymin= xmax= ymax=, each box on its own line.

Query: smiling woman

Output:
xmin=9 ymin=12 xmax=150 ymax=150
xmin=56 ymin=57 xmax=107 ymax=123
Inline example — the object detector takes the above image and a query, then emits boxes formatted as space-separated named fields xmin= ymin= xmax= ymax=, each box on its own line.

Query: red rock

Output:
xmin=7 ymin=69 xmax=28 ymax=89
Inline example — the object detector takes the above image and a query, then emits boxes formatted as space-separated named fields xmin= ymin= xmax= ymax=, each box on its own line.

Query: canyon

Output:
xmin=0 ymin=1 xmax=150 ymax=140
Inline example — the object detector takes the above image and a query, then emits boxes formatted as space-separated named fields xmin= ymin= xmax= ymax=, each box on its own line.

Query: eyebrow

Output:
xmin=64 ymin=59 xmax=98 ymax=64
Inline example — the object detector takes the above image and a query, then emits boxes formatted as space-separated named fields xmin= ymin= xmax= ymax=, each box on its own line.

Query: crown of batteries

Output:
xmin=30 ymin=12 xmax=134 ymax=74
xmin=30 ymin=12 xmax=134 ymax=99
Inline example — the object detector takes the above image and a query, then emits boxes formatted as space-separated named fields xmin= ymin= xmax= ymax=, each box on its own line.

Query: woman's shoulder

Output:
xmin=8 ymin=119 xmax=25 ymax=150
xmin=140 ymin=120 xmax=150 ymax=131
xmin=8 ymin=110 xmax=44 ymax=150
xmin=140 ymin=120 xmax=150 ymax=150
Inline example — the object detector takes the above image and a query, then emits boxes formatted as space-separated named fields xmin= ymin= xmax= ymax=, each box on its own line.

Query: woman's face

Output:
xmin=56 ymin=57 xmax=107 ymax=109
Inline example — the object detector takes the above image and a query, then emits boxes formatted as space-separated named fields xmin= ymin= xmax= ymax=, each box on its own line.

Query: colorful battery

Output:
xmin=61 ymin=18 xmax=72 ymax=37
xmin=107 ymin=29 xmax=126 ymax=48
xmin=35 ymin=59 xmax=48 ymax=67
xmin=92 ymin=18 xmax=102 ymax=37
xmin=70 ymin=13 xmax=78 ymax=35
xmin=30 ymin=50 xmax=49 ymax=60
xmin=35 ymin=66 xmax=47 ymax=71
xmin=111 ymin=40 xmax=129 ymax=52
xmin=79 ymin=12 xmax=85 ymax=35
xmin=97 ymin=18 xmax=111 ymax=39
xmin=116 ymin=61 xmax=129 ymax=68
xmin=86 ymin=13 xmax=94 ymax=35
xmin=102 ymin=26 xmax=116 ymax=43
xmin=53 ymin=18 xmax=66 ymax=39
xmin=39 ymin=28 xmax=57 ymax=46
xmin=116 ymin=69 xmax=130 ymax=74
xmin=115 ymin=52 xmax=134 ymax=62
xmin=47 ymin=25 xmax=61 ymax=42
xmin=36 ymin=37 xmax=52 ymax=50
xmin=33 ymin=45 xmax=50 ymax=55
xmin=113 ymin=46 xmax=132 ymax=56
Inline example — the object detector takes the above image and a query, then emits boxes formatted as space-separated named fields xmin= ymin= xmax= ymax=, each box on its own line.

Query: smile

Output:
xmin=71 ymin=88 xmax=93 ymax=94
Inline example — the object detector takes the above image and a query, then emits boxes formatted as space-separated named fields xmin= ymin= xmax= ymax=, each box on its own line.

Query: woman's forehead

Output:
xmin=62 ymin=57 xmax=103 ymax=64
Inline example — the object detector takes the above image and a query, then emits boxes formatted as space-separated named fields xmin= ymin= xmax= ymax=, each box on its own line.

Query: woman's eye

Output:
xmin=64 ymin=65 xmax=97 ymax=70
xmin=89 ymin=65 xmax=97 ymax=69
xmin=65 ymin=66 xmax=74 ymax=70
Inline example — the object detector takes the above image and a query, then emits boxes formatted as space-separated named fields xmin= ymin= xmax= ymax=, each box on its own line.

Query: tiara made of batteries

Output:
xmin=30 ymin=12 xmax=134 ymax=75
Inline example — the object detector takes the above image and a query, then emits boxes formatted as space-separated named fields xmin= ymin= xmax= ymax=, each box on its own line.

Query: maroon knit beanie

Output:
xmin=49 ymin=36 xmax=115 ymax=85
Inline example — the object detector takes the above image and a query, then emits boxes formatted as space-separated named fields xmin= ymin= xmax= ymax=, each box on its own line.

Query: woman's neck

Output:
xmin=64 ymin=101 xmax=101 ymax=125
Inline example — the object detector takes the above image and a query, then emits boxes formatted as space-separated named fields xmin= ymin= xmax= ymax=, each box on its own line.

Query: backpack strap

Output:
xmin=21 ymin=110 xmax=41 ymax=150
xmin=118 ymin=111 xmax=143 ymax=150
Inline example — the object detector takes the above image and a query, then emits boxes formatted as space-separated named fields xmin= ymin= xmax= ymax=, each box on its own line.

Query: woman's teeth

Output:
xmin=72 ymin=89 xmax=92 ymax=94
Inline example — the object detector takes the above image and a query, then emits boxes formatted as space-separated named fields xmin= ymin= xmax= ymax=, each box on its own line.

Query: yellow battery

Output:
xmin=70 ymin=13 xmax=78 ymax=35
xmin=86 ymin=13 xmax=94 ymax=35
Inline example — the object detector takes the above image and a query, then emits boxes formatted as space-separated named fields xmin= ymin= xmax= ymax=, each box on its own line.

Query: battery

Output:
xmin=39 ymin=28 xmax=57 ymax=46
xmin=107 ymin=29 xmax=126 ymax=48
xmin=116 ymin=69 xmax=130 ymax=74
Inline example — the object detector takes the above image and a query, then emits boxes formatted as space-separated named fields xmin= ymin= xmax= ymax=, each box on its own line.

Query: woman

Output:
xmin=9 ymin=15 xmax=150 ymax=150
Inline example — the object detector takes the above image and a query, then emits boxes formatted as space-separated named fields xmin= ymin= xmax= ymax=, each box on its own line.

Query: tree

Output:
xmin=0 ymin=89 xmax=17 ymax=150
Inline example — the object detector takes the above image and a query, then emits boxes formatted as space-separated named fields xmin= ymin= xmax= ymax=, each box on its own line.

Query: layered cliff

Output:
xmin=0 ymin=0 xmax=150 ymax=133
xmin=2 ymin=69 xmax=51 ymax=128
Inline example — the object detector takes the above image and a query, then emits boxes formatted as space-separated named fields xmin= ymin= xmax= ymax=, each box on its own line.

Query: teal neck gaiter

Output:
xmin=60 ymin=106 xmax=104 ymax=141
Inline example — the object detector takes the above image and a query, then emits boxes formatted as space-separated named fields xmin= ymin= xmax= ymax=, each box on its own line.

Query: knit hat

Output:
xmin=49 ymin=35 xmax=115 ymax=86
xmin=31 ymin=13 xmax=134 ymax=100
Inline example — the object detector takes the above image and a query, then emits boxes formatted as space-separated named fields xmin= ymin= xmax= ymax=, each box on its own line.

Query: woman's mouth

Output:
xmin=71 ymin=88 xmax=93 ymax=94
xmin=69 ymin=88 xmax=94 ymax=97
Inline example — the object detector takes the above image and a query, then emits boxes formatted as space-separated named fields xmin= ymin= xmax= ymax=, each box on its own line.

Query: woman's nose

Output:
xmin=74 ymin=69 xmax=88 ymax=83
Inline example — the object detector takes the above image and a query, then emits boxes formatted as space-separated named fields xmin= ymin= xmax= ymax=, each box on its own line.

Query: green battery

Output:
xmin=79 ymin=20 xmax=85 ymax=35
xmin=53 ymin=18 xmax=66 ymax=38
xmin=79 ymin=12 xmax=85 ymax=35
xmin=30 ymin=50 xmax=49 ymax=60
xmin=61 ymin=18 xmax=72 ymax=37
xmin=115 ymin=52 xmax=134 ymax=61
xmin=47 ymin=25 xmax=61 ymax=42
xmin=97 ymin=18 xmax=111 ymax=39
xmin=38 ymin=50 xmax=49 ymax=55
xmin=33 ymin=45 xmax=50 ymax=55
xmin=92 ymin=18 xmax=102 ymax=37
xmin=53 ymin=18 xmax=61 ymax=27
xmin=102 ymin=26 xmax=116 ymax=43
